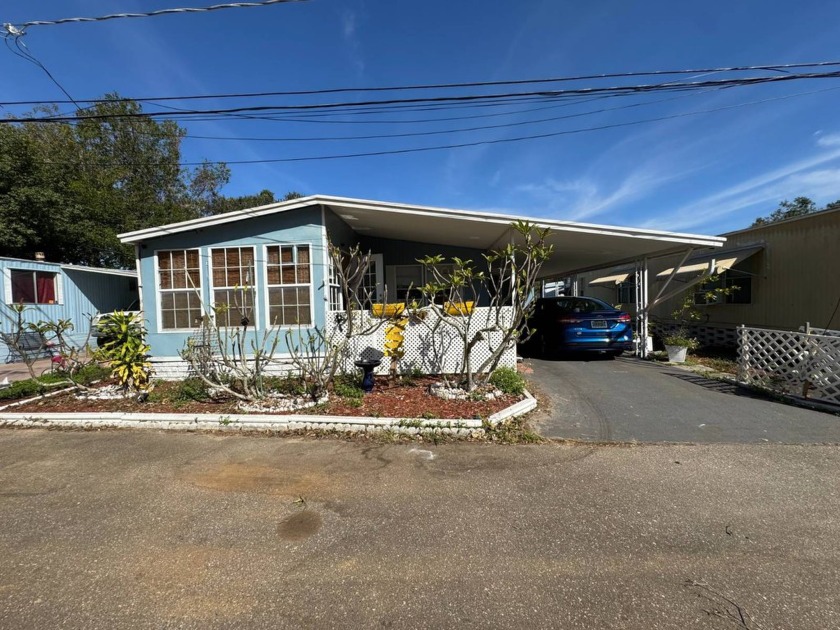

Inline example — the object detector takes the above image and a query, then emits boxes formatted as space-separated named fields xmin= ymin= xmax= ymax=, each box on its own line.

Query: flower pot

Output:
xmin=371 ymin=303 xmax=405 ymax=317
xmin=444 ymin=301 xmax=474 ymax=316
xmin=665 ymin=344 xmax=688 ymax=363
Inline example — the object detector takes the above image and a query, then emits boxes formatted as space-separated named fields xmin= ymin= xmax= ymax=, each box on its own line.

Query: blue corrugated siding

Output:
xmin=0 ymin=259 xmax=137 ymax=361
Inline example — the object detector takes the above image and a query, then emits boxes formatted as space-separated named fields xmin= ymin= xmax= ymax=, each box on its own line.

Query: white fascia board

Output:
xmin=117 ymin=195 xmax=322 ymax=243
xmin=117 ymin=193 xmax=726 ymax=249
xmin=60 ymin=265 xmax=137 ymax=277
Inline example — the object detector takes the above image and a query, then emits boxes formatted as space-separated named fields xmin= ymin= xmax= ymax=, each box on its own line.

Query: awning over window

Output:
xmin=656 ymin=246 xmax=763 ymax=277
xmin=589 ymin=272 xmax=631 ymax=286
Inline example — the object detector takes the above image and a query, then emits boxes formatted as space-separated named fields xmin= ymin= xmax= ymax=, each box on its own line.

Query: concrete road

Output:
xmin=526 ymin=356 xmax=840 ymax=443
xmin=1 ymin=429 xmax=839 ymax=629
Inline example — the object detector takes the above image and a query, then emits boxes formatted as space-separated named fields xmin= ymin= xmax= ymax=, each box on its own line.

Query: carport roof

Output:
xmin=118 ymin=195 xmax=725 ymax=278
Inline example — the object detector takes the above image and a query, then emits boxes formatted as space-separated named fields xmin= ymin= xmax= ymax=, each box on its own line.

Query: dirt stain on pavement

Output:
xmin=277 ymin=510 xmax=323 ymax=541
xmin=127 ymin=544 xmax=257 ymax=621
xmin=178 ymin=462 xmax=331 ymax=497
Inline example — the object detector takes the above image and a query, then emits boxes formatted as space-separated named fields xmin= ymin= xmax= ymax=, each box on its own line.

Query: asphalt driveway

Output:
xmin=526 ymin=356 xmax=840 ymax=443
xmin=1 ymin=430 xmax=839 ymax=629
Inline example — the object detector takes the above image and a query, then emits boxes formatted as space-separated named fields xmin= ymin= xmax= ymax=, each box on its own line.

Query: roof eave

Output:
xmin=118 ymin=193 xmax=726 ymax=250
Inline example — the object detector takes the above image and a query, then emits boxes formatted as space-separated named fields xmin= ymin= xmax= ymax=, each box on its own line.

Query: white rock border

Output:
xmin=0 ymin=390 xmax=537 ymax=436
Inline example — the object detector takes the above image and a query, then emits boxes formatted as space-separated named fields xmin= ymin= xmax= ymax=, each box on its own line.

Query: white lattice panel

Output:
xmin=650 ymin=322 xmax=738 ymax=349
xmin=738 ymin=326 xmax=840 ymax=405
xmin=327 ymin=307 xmax=517 ymax=376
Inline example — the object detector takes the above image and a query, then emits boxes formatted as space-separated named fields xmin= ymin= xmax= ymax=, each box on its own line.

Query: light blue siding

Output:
xmin=0 ymin=258 xmax=137 ymax=360
xmin=134 ymin=204 xmax=496 ymax=364
xmin=137 ymin=205 xmax=328 ymax=358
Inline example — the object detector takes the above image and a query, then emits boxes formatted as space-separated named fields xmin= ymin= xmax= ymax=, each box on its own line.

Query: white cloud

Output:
xmin=340 ymin=9 xmax=364 ymax=76
xmin=342 ymin=10 xmax=357 ymax=38
xmin=640 ymin=148 xmax=840 ymax=232
xmin=816 ymin=133 xmax=840 ymax=147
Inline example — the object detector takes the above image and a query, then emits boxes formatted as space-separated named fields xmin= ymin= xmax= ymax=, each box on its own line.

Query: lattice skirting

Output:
xmin=738 ymin=326 xmax=840 ymax=406
xmin=149 ymin=357 xmax=299 ymax=381
xmin=326 ymin=307 xmax=517 ymax=375
xmin=650 ymin=322 xmax=738 ymax=349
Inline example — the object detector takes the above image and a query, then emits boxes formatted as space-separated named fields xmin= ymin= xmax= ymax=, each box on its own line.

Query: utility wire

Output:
xmin=168 ymin=89 xmax=719 ymax=143
xmin=34 ymin=84 xmax=840 ymax=167
xmin=3 ymin=0 xmax=306 ymax=32
xmin=2 ymin=33 xmax=81 ymax=108
xmin=2 ymin=60 xmax=839 ymax=106
xmin=5 ymin=70 xmax=840 ymax=124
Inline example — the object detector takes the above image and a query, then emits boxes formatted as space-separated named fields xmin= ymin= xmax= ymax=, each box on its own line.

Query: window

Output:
xmin=211 ymin=247 xmax=256 ymax=327
xmin=327 ymin=255 xmax=343 ymax=312
xmin=9 ymin=270 xmax=57 ymax=304
xmin=266 ymin=244 xmax=312 ymax=326
xmin=158 ymin=249 xmax=202 ymax=330
xmin=694 ymin=272 xmax=752 ymax=305
xmin=724 ymin=273 xmax=752 ymax=304
xmin=617 ymin=281 xmax=637 ymax=306
xmin=393 ymin=265 xmax=424 ymax=303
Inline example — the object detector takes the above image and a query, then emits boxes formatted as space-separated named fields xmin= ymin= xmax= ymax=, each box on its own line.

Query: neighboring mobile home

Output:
xmin=118 ymin=195 xmax=724 ymax=375
xmin=1 ymin=257 xmax=138 ymax=361
xmin=577 ymin=206 xmax=840 ymax=347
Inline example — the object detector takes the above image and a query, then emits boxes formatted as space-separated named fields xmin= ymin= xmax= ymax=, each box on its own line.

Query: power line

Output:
xmin=2 ymin=60 xmax=839 ymax=106
xmin=2 ymin=0 xmax=307 ymax=32
xmin=2 ymin=33 xmax=81 ymax=108
xmin=33 ymin=85 xmax=840 ymax=167
xmin=171 ymin=90 xmax=718 ymax=143
xmin=5 ymin=70 xmax=840 ymax=124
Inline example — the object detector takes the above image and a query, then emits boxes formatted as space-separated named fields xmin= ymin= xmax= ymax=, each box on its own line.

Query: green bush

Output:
xmin=72 ymin=364 xmax=110 ymax=385
xmin=96 ymin=311 xmax=152 ymax=391
xmin=333 ymin=375 xmax=364 ymax=399
xmin=174 ymin=377 xmax=210 ymax=402
xmin=265 ymin=375 xmax=307 ymax=397
xmin=0 ymin=379 xmax=45 ymax=402
xmin=0 ymin=364 xmax=111 ymax=403
xmin=489 ymin=367 xmax=526 ymax=396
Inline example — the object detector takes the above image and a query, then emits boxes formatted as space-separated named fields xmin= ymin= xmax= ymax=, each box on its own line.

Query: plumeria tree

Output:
xmin=418 ymin=220 xmax=552 ymax=391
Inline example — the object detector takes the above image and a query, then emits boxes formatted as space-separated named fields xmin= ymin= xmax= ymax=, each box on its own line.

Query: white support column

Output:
xmin=641 ymin=257 xmax=650 ymax=358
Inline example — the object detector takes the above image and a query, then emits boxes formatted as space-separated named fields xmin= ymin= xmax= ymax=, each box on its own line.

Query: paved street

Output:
xmin=527 ymin=356 xmax=840 ymax=443
xmin=1 ymin=429 xmax=839 ymax=629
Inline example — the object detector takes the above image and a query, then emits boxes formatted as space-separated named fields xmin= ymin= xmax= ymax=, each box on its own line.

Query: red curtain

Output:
xmin=36 ymin=272 xmax=56 ymax=304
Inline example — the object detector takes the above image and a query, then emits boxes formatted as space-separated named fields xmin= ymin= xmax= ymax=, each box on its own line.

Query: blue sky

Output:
xmin=4 ymin=0 xmax=840 ymax=235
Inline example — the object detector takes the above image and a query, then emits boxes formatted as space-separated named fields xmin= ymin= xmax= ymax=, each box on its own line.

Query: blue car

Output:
xmin=524 ymin=297 xmax=634 ymax=357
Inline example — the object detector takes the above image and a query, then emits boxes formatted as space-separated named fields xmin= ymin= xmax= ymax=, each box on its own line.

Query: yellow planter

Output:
xmin=444 ymin=301 xmax=474 ymax=316
xmin=371 ymin=303 xmax=405 ymax=317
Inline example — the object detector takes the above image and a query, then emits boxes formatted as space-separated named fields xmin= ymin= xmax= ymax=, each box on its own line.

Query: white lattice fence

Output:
xmin=738 ymin=326 xmax=840 ymax=405
xmin=327 ymin=306 xmax=517 ymax=375
xmin=650 ymin=321 xmax=738 ymax=348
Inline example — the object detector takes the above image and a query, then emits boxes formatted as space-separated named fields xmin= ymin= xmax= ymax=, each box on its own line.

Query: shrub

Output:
xmin=265 ymin=375 xmax=307 ymax=397
xmin=662 ymin=330 xmax=700 ymax=351
xmin=97 ymin=311 xmax=152 ymax=391
xmin=333 ymin=375 xmax=364 ymax=400
xmin=174 ymin=377 xmax=210 ymax=402
xmin=71 ymin=364 xmax=111 ymax=386
xmin=489 ymin=366 xmax=526 ymax=396
xmin=0 ymin=379 xmax=45 ymax=402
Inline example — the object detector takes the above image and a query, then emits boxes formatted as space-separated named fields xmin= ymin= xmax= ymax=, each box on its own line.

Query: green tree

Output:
xmin=0 ymin=95 xmax=231 ymax=267
xmin=204 ymin=189 xmax=276 ymax=216
xmin=752 ymin=196 xmax=818 ymax=227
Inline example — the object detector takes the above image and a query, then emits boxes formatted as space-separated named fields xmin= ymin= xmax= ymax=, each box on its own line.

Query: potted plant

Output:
xmin=662 ymin=328 xmax=699 ymax=363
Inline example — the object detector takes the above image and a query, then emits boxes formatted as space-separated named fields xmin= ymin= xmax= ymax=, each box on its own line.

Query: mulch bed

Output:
xmin=5 ymin=376 xmax=519 ymax=420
